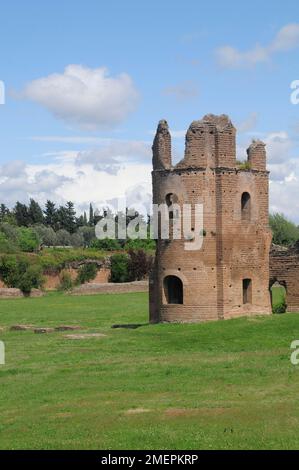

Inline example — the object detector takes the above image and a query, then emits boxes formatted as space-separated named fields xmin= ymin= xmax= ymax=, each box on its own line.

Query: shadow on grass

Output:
xmin=111 ymin=323 xmax=149 ymax=329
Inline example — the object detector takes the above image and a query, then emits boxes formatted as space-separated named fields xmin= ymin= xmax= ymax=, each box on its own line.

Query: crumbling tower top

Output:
xmin=152 ymin=119 xmax=172 ymax=170
xmin=152 ymin=114 xmax=267 ymax=172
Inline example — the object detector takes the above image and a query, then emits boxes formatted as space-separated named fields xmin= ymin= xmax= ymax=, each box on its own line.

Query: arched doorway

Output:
xmin=163 ymin=275 xmax=183 ymax=304
xmin=269 ymin=278 xmax=287 ymax=313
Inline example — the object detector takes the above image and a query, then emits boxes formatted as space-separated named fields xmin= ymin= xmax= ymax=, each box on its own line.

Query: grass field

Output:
xmin=0 ymin=290 xmax=299 ymax=449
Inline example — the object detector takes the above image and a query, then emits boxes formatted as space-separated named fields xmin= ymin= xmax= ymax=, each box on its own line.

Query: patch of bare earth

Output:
xmin=124 ymin=408 xmax=151 ymax=415
xmin=165 ymin=407 xmax=231 ymax=417
xmin=64 ymin=333 xmax=107 ymax=340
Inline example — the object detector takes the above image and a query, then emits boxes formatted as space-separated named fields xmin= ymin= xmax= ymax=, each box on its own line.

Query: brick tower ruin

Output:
xmin=149 ymin=114 xmax=272 ymax=322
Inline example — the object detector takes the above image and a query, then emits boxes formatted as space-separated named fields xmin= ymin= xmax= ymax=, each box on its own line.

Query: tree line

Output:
xmin=0 ymin=199 xmax=298 ymax=250
xmin=0 ymin=200 xmax=97 ymax=233
xmin=0 ymin=199 xmax=154 ymax=252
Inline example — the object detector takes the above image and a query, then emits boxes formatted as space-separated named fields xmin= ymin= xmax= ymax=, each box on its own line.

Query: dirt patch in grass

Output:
xmin=124 ymin=408 xmax=152 ymax=415
xmin=63 ymin=333 xmax=107 ymax=340
xmin=164 ymin=407 xmax=232 ymax=417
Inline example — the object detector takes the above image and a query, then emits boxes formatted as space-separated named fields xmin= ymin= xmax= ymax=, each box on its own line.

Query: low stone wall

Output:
xmin=71 ymin=280 xmax=149 ymax=295
xmin=0 ymin=288 xmax=43 ymax=298
xmin=270 ymin=242 xmax=299 ymax=312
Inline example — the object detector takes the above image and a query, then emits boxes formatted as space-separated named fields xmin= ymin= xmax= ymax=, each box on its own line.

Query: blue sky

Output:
xmin=0 ymin=0 xmax=299 ymax=219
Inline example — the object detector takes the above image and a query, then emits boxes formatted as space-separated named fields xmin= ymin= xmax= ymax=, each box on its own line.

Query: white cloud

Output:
xmin=270 ymin=178 xmax=299 ymax=222
xmin=20 ymin=65 xmax=139 ymax=130
xmin=264 ymin=131 xmax=293 ymax=164
xmin=270 ymin=23 xmax=299 ymax=51
xmin=237 ymin=130 xmax=299 ymax=221
xmin=216 ymin=23 xmax=299 ymax=68
xmin=30 ymin=136 xmax=110 ymax=144
xmin=2 ymin=131 xmax=299 ymax=222
xmin=0 ymin=160 xmax=72 ymax=207
xmin=75 ymin=139 xmax=151 ymax=174
xmin=162 ymin=81 xmax=199 ymax=101
xmin=0 ymin=137 xmax=152 ymax=213
xmin=237 ymin=112 xmax=258 ymax=133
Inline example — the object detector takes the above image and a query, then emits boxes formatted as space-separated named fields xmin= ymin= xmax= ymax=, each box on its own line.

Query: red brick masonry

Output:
xmin=149 ymin=114 xmax=272 ymax=323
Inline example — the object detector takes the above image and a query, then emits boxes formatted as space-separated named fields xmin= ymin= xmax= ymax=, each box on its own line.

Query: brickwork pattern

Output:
xmin=270 ymin=243 xmax=299 ymax=312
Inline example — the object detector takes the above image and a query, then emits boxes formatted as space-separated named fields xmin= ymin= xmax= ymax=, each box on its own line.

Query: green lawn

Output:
xmin=0 ymin=291 xmax=299 ymax=449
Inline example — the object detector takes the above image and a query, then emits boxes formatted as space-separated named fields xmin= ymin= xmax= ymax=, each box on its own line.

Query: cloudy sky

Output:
xmin=0 ymin=1 xmax=299 ymax=220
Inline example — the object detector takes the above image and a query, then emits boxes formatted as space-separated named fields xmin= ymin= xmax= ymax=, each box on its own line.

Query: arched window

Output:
xmin=165 ymin=193 xmax=178 ymax=219
xmin=243 ymin=278 xmax=252 ymax=304
xmin=241 ymin=192 xmax=251 ymax=222
xmin=164 ymin=275 xmax=183 ymax=304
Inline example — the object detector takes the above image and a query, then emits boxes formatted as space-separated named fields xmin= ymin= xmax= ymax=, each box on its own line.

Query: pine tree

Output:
xmin=28 ymin=199 xmax=44 ymax=225
xmin=83 ymin=211 xmax=88 ymax=226
xmin=64 ymin=201 xmax=76 ymax=233
xmin=76 ymin=214 xmax=84 ymax=228
xmin=56 ymin=206 xmax=68 ymax=231
xmin=0 ymin=204 xmax=8 ymax=221
xmin=14 ymin=202 xmax=30 ymax=226
xmin=89 ymin=203 xmax=94 ymax=226
xmin=44 ymin=200 xmax=57 ymax=228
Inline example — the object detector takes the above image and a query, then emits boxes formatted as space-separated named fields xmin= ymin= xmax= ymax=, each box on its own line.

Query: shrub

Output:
xmin=71 ymin=232 xmax=84 ymax=248
xmin=56 ymin=229 xmax=72 ymax=246
xmin=90 ymin=237 xmax=121 ymax=251
xmin=0 ymin=255 xmax=43 ymax=293
xmin=32 ymin=224 xmax=57 ymax=246
xmin=18 ymin=227 xmax=40 ymax=252
xmin=0 ymin=222 xmax=19 ymax=243
xmin=125 ymin=238 xmax=155 ymax=251
xmin=0 ymin=232 xmax=17 ymax=253
xmin=0 ymin=255 xmax=22 ymax=287
xmin=110 ymin=254 xmax=129 ymax=283
xmin=237 ymin=160 xmax=251 ymax=170
xmin=273 ymin=298 xmax=287 ymax=314
xmin=76 ymin=263 xmax=98 ymax=285
xmin=18 ymin=265 xmax=44 ymax=294
xmin=58 ymin=270 xmax=73 ymax=291
xmin=269 ymin=213 xmax=299 ymax=246
xmin=127 ymin=249 xmax=154 ymax=281
xmin=77 ymin=226 xmax=95 ymax=247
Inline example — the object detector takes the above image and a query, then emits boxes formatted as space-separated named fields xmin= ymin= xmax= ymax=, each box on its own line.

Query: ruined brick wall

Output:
xmin=149 ymin=114 xmax=272 ymax=323
xmin=270 ymin=243 xmax=299 ymax=312
xmin=0 ymin=260 xmax=111 ymax=291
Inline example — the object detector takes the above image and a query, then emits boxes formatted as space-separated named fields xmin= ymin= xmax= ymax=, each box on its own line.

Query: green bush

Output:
xmin=0 ymin=255 xmax=22 ymax=287
xmin=90 ymin=237 xmax=121 ymax=251
xmin=0 ymin=232 xmax=17 ymax=253
xmin=58 ymin=270 xmax=73 ymax=291
xmin=18 ymin=227 xmax=40 ymax=252
xmin=110 ymin=254 xmax=129 ymax=283
xmin=56 ymin=229 xmax=71 ymax=246
xmin=273 ymin=298 xmax=287 ymax=314
xmin=124 ymin=238 xmax=155 ymax=251
xmin=127 ymin=249 xmax=153 ymax=281
xmin=237 ymin=160 xmax=251 ymax=170
xmin=18 ymin=265 xmax=44 ymax=294
xmin=0 ymin=222 xmax=19 ymax=243
xmin=76 ymin=263 xmax=98 ymax=285
xmin=270 ymin=213 xmax=299 ymax=246
xmin=32 ymin=224 xmax=57 ymax=246
xmin=0 ymin=255 xmax=43 ymax=293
